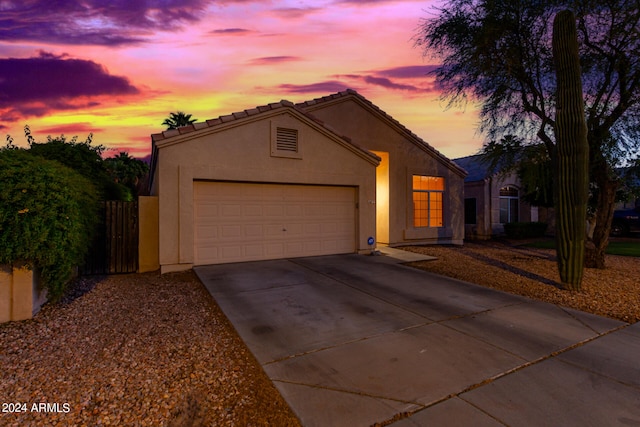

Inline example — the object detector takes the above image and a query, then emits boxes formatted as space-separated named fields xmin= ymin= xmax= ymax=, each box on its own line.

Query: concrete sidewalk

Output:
xmin=195 ymin=254 xmax=640 ymax=427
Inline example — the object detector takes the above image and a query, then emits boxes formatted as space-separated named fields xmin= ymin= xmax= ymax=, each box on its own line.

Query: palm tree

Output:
xmin=162 ymin=111 xmax=197 ymax=130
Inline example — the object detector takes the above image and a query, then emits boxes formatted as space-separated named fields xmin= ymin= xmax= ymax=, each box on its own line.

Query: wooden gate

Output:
xmin=81 ymin=201 xmax=139 ymax=275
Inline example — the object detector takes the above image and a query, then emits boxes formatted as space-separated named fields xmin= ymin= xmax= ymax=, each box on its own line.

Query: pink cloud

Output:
xmin=36 ymin=123 xmax=104 ymax=137
xmin=270 ymin=7 xmax=323 ymax=19
xmin=249 ymin=56 xmax=303 ymax=65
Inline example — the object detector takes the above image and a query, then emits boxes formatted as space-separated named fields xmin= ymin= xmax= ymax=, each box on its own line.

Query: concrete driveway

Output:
xmin=195 ymin=252 xmax=640 ymax=427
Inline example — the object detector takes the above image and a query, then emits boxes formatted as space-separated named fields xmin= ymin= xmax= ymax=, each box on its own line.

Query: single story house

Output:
xmin=149 ymin=90 xmax=466 ymax=273
xmin=453 ymin=154 xmax=547 ymax=240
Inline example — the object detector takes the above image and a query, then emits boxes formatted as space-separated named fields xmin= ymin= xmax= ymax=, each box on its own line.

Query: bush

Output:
xmin=28 ymin=138 xmax=131 ymax=200
xmin=0 ymin=149 xmax=99 ymax=300
xmin=503 ymin=222 xmax=548 ymax=239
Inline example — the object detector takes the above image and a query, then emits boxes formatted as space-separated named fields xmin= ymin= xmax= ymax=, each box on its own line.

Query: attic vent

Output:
xmin=276 ymin=127 xmax=298 ymax=152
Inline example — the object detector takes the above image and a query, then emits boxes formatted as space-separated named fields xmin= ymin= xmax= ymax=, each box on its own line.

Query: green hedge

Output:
xmin=0 ymin=149 xmax=99 ymax=300
xmin=503 ymin=222 xmax=548 ymax=239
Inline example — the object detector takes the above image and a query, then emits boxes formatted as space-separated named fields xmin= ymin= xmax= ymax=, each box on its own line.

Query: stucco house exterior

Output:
xmin=149 ymin=90 xmax=466 ymax=273
xmin=453 ymin=154 xmax=545 ymax=240
xmin=298 ymin=90 xmax=467 ymax=247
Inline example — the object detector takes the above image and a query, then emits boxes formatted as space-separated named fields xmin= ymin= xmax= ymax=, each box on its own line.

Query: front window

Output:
xmin=499 ymin=186 xmax=519 ymax=223
xmin=413 ymin=175 xmax=444 ymax=227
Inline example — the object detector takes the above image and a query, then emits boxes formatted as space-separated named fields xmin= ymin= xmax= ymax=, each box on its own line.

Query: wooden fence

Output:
xmin=81 ymin=201 xmax=139 ymax=275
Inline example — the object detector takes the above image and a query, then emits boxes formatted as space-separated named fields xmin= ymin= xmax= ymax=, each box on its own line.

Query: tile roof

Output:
xmin=152 ymin=100 xmax=298 ymax=143
xmin=150 ymin=99 xmax=366 ymax=148
xmin=150 ymin=98 xmax=381 ymax=164
xmin=297 ymin=89 xmax=467 ymax=177
xmin=452 ymin=154 xmax=491 ymax=182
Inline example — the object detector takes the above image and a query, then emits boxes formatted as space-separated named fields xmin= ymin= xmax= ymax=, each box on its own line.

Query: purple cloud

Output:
xmin=249 ymin=56 xmax=303 ymax=65
xmin=363 ymin=76 xmax=421 ymax=91
xmin=376 ymin=65 xmax=440 ymax=79
xmin=277 ymin=81 xmax=351 ymax=94
xmin=332 ymin=72 xmax=433 ymax=93
xmin=209 ymin=28 xmax=253 ymax=35
xmin=334 ymin=0 xmax=419 ymax=4
xmin=271 ymin=7 xmax=323 ymax=19
xmin=0 ymin=0 xmax=212 ymax=46
xmin=0 ymin=51 xmax=140 ymax=120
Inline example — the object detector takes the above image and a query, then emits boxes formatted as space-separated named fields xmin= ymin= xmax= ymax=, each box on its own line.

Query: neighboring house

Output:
xmin=149 ymin=90 xmax=466 ymax=273
xmin=454 ymin=154 xmax=544 ymax=240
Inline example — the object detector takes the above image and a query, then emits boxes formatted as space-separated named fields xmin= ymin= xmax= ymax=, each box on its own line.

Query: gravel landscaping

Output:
xmin=404 ymin=239 xmax=640 ymax=323
xmin=1 ymin=239 xmax=637 ymax=426
xmin=0 ymin=271 xmax=301 ymax=427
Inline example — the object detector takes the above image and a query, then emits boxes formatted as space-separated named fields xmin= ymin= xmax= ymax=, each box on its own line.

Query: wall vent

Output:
xmin=276 ymin=127 xmax=298 ymax=152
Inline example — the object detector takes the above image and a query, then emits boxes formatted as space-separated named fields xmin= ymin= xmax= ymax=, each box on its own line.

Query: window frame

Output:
xmin=499 ymin=185 xmax=519 ymax=224
xmin=412 ymin=175 xmax=445 ymax=228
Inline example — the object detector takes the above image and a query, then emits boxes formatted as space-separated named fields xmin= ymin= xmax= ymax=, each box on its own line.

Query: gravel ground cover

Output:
xmin=404 ymin=239 xmax=640 ymax=323
xmin=0 ymin=271 xmax=301 ymax=427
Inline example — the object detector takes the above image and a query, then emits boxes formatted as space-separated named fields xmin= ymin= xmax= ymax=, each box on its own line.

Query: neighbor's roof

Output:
xmin=452 ymin=154 xmax=492 ymax=182
xmin=297 ymin=89 xmax=468 ymax=178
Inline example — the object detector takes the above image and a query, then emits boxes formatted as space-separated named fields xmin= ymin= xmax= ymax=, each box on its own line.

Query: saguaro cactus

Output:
xmin=552 ymin=10 xmax=589 ymax=290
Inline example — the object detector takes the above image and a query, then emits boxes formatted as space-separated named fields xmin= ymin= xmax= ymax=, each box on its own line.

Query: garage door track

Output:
xmin=195 ymin=254 xmax=640 ymax=427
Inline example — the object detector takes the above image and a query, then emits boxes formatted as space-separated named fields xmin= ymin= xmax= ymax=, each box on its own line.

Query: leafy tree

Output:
xmin=415 ymin=0 xmax=640 ymax=268
xmin=104 ymin=152 xmax=149 ymax=197
xmin=480 ymin=136 xmax=555 ymax=207
xmin=162 ymin=111 xmax=197 ymax=130
xmin=0 ymin=149 xmax=99 ymax=300
xmin=23 ymin=125 xmax=131 ymax=200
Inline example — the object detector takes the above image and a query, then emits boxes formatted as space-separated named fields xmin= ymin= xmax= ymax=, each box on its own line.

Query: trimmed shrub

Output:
xmin=503 ymin=222 xmax=548 ymax=239
xmin=0 ymin=149 xmax=99 ymax=300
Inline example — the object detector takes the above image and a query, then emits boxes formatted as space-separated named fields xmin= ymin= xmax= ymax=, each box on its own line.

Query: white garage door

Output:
xmin=194 ymin=182 xmax=356 ymax=265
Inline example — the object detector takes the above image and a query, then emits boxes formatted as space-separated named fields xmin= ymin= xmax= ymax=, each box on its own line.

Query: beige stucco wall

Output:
xmin=153 ymin=109 xmax=378 ymax=273
xmin=138 ymin=196 xmax=159 ymax=273
xmin=0 ymin=264 xmax=45 ymax=323
xmin=303 ymin=98 xmax=466 ymax=245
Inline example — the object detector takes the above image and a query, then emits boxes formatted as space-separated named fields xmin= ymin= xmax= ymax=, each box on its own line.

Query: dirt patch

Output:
xmin=403 ymin=240 xmax=640 ymax=323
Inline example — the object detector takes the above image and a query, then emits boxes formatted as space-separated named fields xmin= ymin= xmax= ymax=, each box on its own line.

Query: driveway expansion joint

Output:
xmin=271 ymin=379 xmax=425 ymax=407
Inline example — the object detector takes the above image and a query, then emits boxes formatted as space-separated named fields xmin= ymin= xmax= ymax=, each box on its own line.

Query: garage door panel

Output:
xmin=221 ymin=204 xmax=242 ymax=217
xmin=244 ymin=224 xmax=264 ymax=237
xmin=266 ymin=243 xmax=285 ymax=257
xmin=221 ymin=225 xmax=242 ymax=238
xmin=222 ymin=246 xmax=242 ymax=259
xmin=244 ymin=244 xmax=264 ymax=258
xmin=243 ymin=205 xmax=263 ymax=216
xmin=194 ymin=182 xmax=356 ymax=265
xmin=265 ymin=224 xmax=285 ymax=237
xmin=265 ymin=205 xmax=285 ymax=216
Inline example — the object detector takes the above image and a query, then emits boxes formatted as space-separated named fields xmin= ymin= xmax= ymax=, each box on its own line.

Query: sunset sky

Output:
xmin=0 ymin=0 xmax=484 ymax=159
